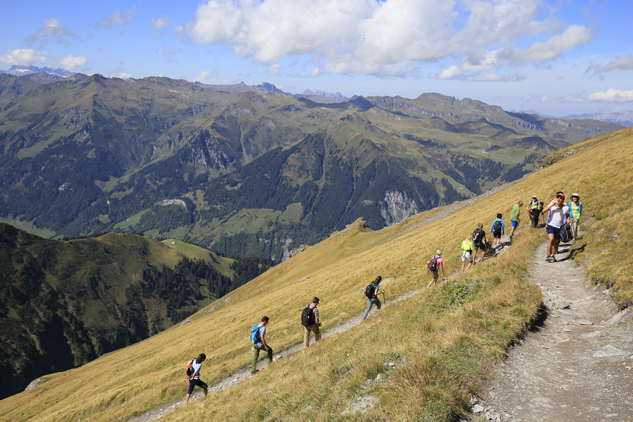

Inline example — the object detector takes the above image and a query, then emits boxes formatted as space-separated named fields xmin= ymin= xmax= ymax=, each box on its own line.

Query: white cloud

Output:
xmin=25 ymin=18 xmax=81 ymax=45
xmin=541 ymin=95 xmax=554 ymax=102
xmin=0 ymin=48 xmax=49 ymax=65
xmin=120 ymin=73 xmax=133 ymax=79
xmin=194 ymin=70 xmax=218 ymax=84
xmin=510 ymin=25 xmax=594 ymax=63
xmin=151 ymin=17 xmax=169 ymax=30
xmin=151 ymin=16 xmax=169 ymax=38
xmin=267 ymin=63 xmax=281 ymax=76
xmin=472 ymin=70 xmax=525 ymax=82
xmin=185 ymin=0 xmax=593 ymax=77
xmin=437 ymin=65 xmax=463 ymax=80
xmin=588 ymin=89 xmax=633 ymax=103
xmin=59 ymin=55 xmax=88 ymax=70
xmin=587 ymin=55 xmax=633 ymax=76
xmin=97 ymin=7 xmax=138 ymax=36
xmin=157 ymin=46 xmax=177 ymax=62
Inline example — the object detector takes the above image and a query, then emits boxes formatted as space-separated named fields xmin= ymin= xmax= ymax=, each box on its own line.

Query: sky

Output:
xmin=1 ymin=0 xmax=632 ymax=116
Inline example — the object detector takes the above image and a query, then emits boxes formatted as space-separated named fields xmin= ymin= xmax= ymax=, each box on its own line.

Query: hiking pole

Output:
xmin=382 ymin=291 xmax=387 ymax=306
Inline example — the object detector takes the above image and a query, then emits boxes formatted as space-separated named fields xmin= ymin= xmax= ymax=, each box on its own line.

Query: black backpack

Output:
xmin=301 ymin=306 xmax=316 ymax=327
xmin=364 ymin=283 xmax=375 ymax=298
xmin=473 ymin=228 xmax=484 ymax=244
xmin=493 ymin=220 xmax=502 ymax=233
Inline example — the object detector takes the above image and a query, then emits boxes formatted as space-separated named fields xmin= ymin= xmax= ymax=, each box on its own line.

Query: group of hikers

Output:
xmin=183 ymin=190 xmax=584 ymax=402
xmin=457 ymin=191 xmax=583 ymax=275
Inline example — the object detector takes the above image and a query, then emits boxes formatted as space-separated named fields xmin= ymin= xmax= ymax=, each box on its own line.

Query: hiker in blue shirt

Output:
xmin=251 ymin=316 xmax=273 ymax=375
xmin=491 ymin=214 xmax=505 ymax=247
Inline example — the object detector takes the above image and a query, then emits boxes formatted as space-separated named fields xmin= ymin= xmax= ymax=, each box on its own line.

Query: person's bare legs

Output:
xmin=547 ymin=232 xmax=556 ymax=256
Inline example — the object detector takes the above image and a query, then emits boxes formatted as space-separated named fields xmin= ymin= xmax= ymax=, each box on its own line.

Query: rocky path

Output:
xmin=129 ymin=238 xmax=514 ymax=422
xmin=475 ymin=241 xmax=633 ymax=422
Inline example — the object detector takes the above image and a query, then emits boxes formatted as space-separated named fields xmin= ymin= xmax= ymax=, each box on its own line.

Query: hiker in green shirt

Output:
xmin=568 ymin=193 xmax=582 ymax=240
xmin=461 ymin=236 xmax=474 ymax=273
xmin=509 ymin=201 xmax=523 ymax=241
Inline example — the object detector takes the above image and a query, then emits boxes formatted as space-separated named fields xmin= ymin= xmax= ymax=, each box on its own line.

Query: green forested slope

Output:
xmin=0 ymin=223 xmax=273 ymax=399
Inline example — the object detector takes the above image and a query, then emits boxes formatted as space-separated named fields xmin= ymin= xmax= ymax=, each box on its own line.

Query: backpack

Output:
xmin=427 ymin=256 xmax=438 ymax=271
xmin=493 ymin=220 xmax=502 ymax=233
xmin=364 ymin=283 xmax=375 ymax=298
xmin=559 ymin=223 xmax=574 ymax=243
xmin=250 ymin=324 xmax=261 ymax=343
xmin=473 ymin=228 xmax=484 ymax=244
xmin=185 ymin=359 xmax=195 ymax=379
xmin=301 ymin=306 xmax=316 ymax=327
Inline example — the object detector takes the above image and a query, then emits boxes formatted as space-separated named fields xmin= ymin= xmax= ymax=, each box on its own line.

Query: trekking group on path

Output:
xmin=183 ymin=191 xmax=584 ymax=402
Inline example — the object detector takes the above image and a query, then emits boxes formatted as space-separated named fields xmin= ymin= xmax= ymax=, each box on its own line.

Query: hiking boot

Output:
xmin=550 ymin=256 xmax=557 ymax=262
xmin=250 ymin=370 xmax=259 ymax=375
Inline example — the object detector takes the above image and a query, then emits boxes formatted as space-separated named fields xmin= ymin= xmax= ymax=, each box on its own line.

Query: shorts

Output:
xmin=473 ymin=243 xmax=484 ymax=253
xmin=188 ymin=379 xmax=208 ymax=395
xmin=461 ymin=252 xmax=472 ymax=262
xmin=430 ymin=269 xmax=439 ymax=279
xmin=511 ymin=220 xmax=519 ymax=228
xmin=546 ymin=224 xmax=561 ymax=240
xmin=492 ymin=230 xmax=502 ymax=239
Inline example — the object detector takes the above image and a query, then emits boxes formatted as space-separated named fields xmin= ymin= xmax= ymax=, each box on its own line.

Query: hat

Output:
xmin=436 ymin=249 xmax=442 ymax=255
xmin=556 ymin=192 xmax=566 ymax=199
xmin=572 ymin=193 xmax=579 ymax=199
xmin=532 ymin=195 xmax=537 ymax=198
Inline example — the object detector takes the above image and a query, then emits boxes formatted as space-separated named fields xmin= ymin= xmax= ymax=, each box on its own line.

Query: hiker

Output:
xmin=461 ymin=236 xmax=474 ymax=273
xmin=542 ymin=192 xmax=570 ymax=262
xmin=426 ymin=250 xmax=445 ymax=288
xmin=491 ymin=213 xmax=505 ymax=247
xmin=509 ymin=201 xmax=523 ymax=240
xmin=472 ymin=223 xmax=487 ymax=263
xmin=302 ymin=297 xmax=321 ymax=348
xmin=185 ymin=354 xmax=208 ymax=404
xmin=568 ymin=193 xmax=582 ymax=240
xmin=251 ymin=316 xmax=273 ymax=374
xmin=363 ymin=276 xmax=384 ymax=320
xmin=528 ymin=195 xmax=543 ymax=228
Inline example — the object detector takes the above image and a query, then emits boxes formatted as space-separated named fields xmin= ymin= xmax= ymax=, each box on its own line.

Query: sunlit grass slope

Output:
xmin=1 ymin=127 xmax=632 ymax=421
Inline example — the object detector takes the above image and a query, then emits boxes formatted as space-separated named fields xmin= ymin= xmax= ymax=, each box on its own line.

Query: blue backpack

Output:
xmin=250 ymin=324 xmax=261 ymax=343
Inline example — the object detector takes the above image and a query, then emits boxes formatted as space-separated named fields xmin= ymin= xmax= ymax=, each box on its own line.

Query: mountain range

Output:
xmin=0 ymin=71 xmax=624 ymax=260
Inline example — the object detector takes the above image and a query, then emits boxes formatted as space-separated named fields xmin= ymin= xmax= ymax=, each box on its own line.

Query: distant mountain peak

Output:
xmin=0 ymin=65 xmax=75 ymax=77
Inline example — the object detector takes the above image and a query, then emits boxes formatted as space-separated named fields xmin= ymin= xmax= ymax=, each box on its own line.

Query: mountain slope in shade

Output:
xmin=0 ymin=223 xmax=273 ymax=399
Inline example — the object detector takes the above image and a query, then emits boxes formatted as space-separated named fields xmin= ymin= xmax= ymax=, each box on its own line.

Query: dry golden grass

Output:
xmin=1 ymin=127 xmax=632 ymax=421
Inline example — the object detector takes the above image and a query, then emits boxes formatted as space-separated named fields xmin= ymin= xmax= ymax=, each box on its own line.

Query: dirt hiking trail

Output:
xmin=475 ymin=240 xmax=633 ymax=422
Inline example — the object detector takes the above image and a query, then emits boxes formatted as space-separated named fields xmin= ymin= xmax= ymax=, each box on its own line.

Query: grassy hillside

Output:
xmin=0 ymin=227 xmax=273 ymax=399
xmin=2 ymin=126 xmax=631 ymax=421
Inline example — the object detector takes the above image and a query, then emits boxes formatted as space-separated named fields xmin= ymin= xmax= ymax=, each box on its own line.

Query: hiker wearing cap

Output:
xmin=528 ymin=195 xmax=542 ymax=228
xmin=185 ymin=354 xmax=208 ymax=404
xmin=363 ymin=276 xmax=384 ymax=320
xmin=426 ymin=250 xmax=445 ymax=288
xmin=491 ymin=213 xmax=505 ymax=247
xmin=542 ymin=192 xmax=570 ymax=262
xmin=509 ymin=201 xmax=523 ymax=241
xmin=472 ymin=223 xmax=487 ymax=263
xmin=568 ymin=193 xmax=582 ymax=240
xmin=302 ymin=297 xmax=321 ymax=348
xmin=251 ymin=316 xmax=273 ymax=374
xmin=461 ymin=236 xmax=474 ymax=273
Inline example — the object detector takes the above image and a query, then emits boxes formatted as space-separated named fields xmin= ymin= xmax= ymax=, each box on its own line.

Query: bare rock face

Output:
xmin=24 ymin=378 xmax=45 ymax=391
xmin=379 ymin=190 xmax=418 ymax=226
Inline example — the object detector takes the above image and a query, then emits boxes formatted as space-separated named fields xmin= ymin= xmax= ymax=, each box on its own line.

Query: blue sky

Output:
xmin=1 ymin=0 xmax=632 ymax=116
